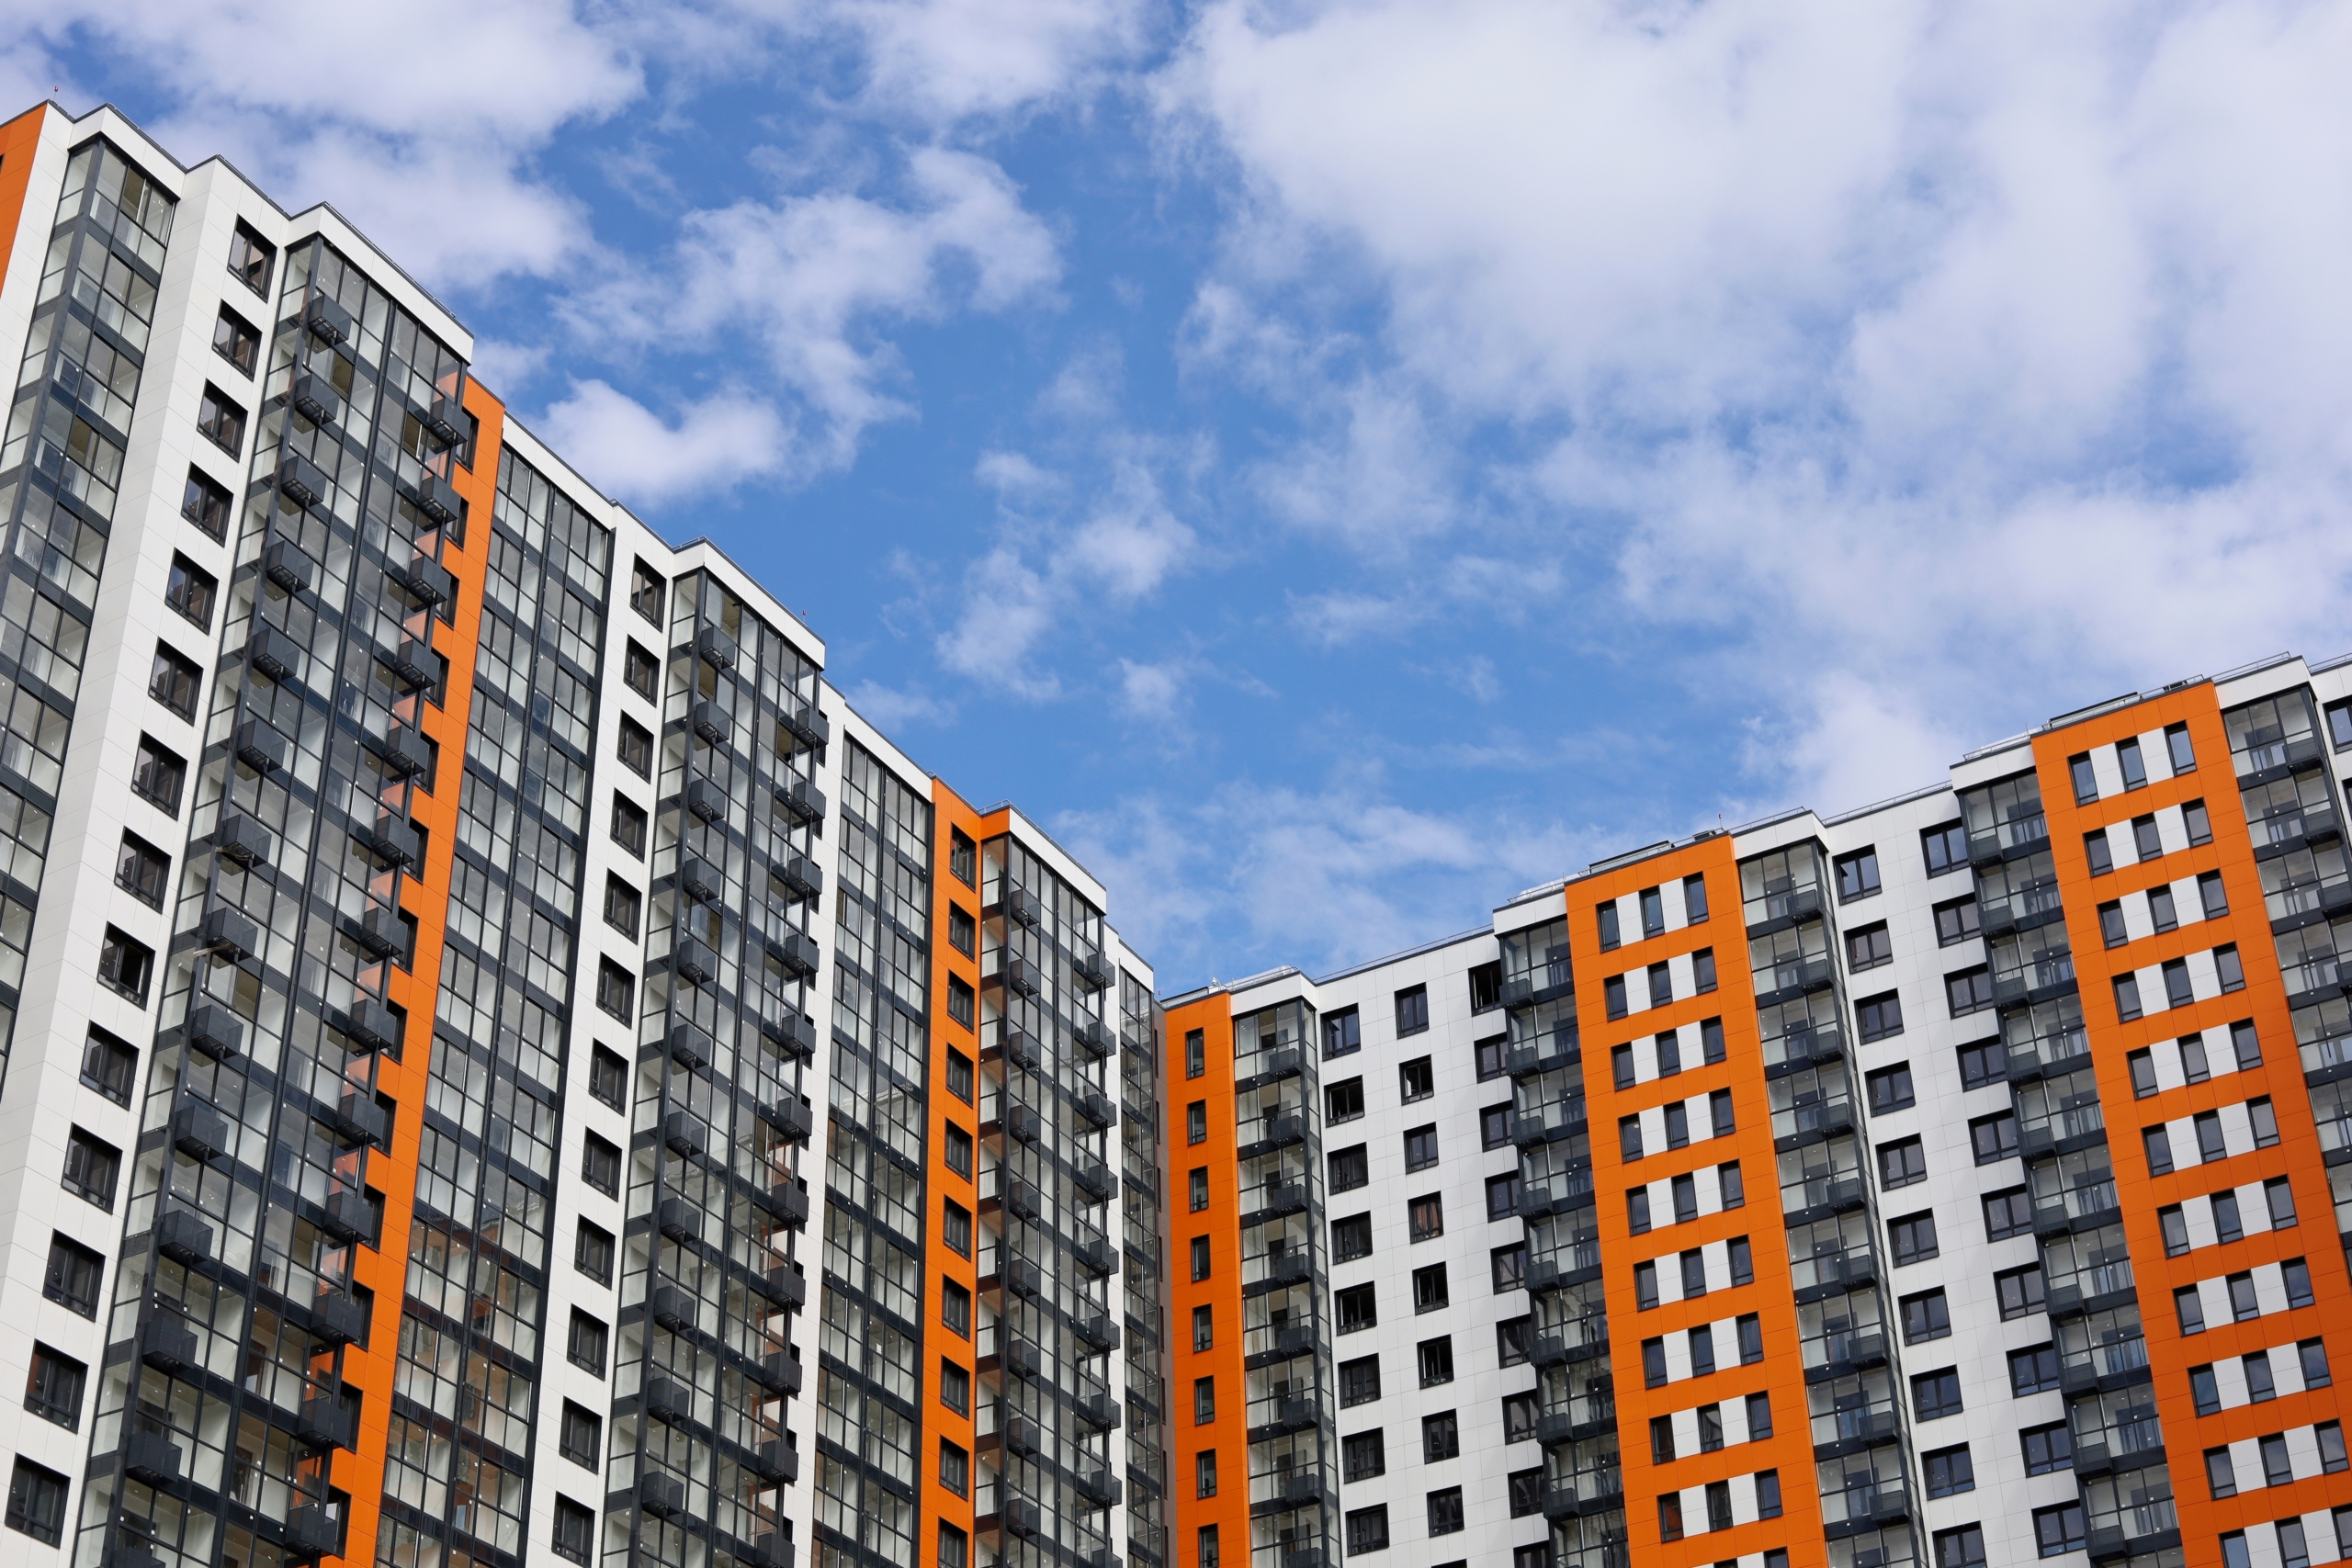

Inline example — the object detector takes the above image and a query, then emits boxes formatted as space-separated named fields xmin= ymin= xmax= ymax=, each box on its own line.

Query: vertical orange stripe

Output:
xmin=328 ymin=380 xmax=503 ymax=1562
xmin=1571 ymin=840 xmax=1826 ymax=1568
xmin=928 ymin=778 xmax=986 ymax=1556
xmin=0 ymin=104 xmax=49 ymax=287
xmin=1162 ymin=992 xmax=1248 ymax=1568
xmin=2032 ymin=687 xmax=2352 ymax=1565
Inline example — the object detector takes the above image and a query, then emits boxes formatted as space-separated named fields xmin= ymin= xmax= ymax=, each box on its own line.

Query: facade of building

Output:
xmin=4 ymin=94 xmax=2352 ymax=1568
xmin=0 ymin=101 xmax=1169 ymax=1568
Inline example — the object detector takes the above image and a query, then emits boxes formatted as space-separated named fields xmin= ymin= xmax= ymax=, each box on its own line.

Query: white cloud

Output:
xmin=537 ymin=379 xmax=792 ymax=502
xmin=576 ymin=145 xmax=1060 ymax=470
xmin=839 ymin=678 xmax=952 ymax=730
xmin=1116 ymin=659 xmax=1187 ymax=721
xmin=824 ymin=0 xmax=1151 ymax=122
xmin=1165 ymin=0 xmax=2352 ymax=810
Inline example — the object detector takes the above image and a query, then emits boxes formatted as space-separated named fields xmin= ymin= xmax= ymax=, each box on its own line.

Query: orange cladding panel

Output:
xmin=0 ymin=104 xmax=49 ymax=288
xmin=2032 ymin=687 xmax=2352 ymax=1567
xmin=329 ymin=378 xmax=503 ymax=1562
xmin=1569 ymin=837 xmax=1826 ymax=1568
xmin=1163 ymin=991 xmax=1249 ymax=1568
xmin=930 ymin=779 xmax=989 ymax=1557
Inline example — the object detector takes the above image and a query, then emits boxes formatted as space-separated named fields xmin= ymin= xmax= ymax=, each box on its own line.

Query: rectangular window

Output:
xmin=1190 ymin=1235 xmax=1212 ymax=1280
xmin=42 ymin=1235 xmax=102 ymax=1317
xmin=1340 ymin=1355 xmax=1381 ymax=1407
xmin=1196 ymin=1448 xmax=1218 ymax=1498
xmin=229 ymin=220 xmax=276 ymax=293
xmin=2086 ymin=829 xmax=2115 ymax=875
xmin=1196 ymin=1527 xmax=1219 ymax=1568
xmin=2133 ymin=814 xmax=2163 ymax=860
xmin=948 ymin=827 xmax=976 ymax=886
xmin=1193 ymin=1376 xmax=1216 ymax=1424
xmin=943 ymin=1199 xmax=972 ymax=1258
xmin=1858 ymin=990 xmax=1904 ymax=1041
xmin=2184 ymin=798 xmax=2213 ymax=845
xmin=560 ymin=1402 xmax=602 ymax=1469
xmin=623 ymin=640 xmax=659 ymax=699
xmin=942 ymin=1280 xmax=972 ymax=1338
xmin=1404 ymin=1123 xmax=1439 ymax=1171
xmin=1346 ymin=1506 xmax=1390 ymax=1556
xmin=1481 ymin=1103 xmax=1513 ymax=1150
xmin=166 ymin=551 xmax=218 ymax=629
xmin=6 ymin=1457 xmax=67 ymax=1546
xmin=2008 ymin=1343 xmax=2061 ymax=1395
xmin=941 ymin=1359 xmax=970 ymax=1414
xmin=940 ymin=1439 xmax=969 ymax=1498
xmin=595 ymin=959 xmax=634 ymax=1022
xmin=1399 ymin=1055 xmax=1433 ymax=1102
xmin=1867 ymin=1063 xmax=1916 ymax=1112
xmin=1323 ymin=1008 xmax=1360 ymax=1057
xmin=947 ymin=975 xmax=975 ymax=1027
xmin=1409 ymin=1193 xmax=1444 ymax=1241
xmin=581 ymin=1133 xmax=621 ymax=1197
xmin=1327 ymin=1077 xmax=1363 ymax=1122
xmin=131 ymin=733 xmax=187 ymax=818
xmin=1469 ymin=959 xmax=1502 ymax=1012
xmin=97 ymin=926 xmax=153 ymax=1005
xmin=1599 ymin=902 xmax=1621 ymax=949
xmin=568 ymin=1309 xmax=608 ymax=1376
xmin=2021 ymin=1420 xmax=2072 ymax=1475
xmin=1947 ymin=966 xmax=1996 ymax=1016
xmin=1186 ymin=1100 xmax=1208 ymax=1144
xmin=589 ymin=1046 xmax=628 ymax=1111
xmin=1685 ymin=873 xmax=1711 ymax=920
xmin=198 ymin=383 xmax=247 ymax=455
xmin=1984 ymin=1189 xmax=2033 ymax=1241
xmin=1412 ymin=1262 xmax=1449 ymax=1312
xmin=1879 ymin=1136 xmax=1927 ymax=1189
xmin=115 ymin=833 xmax=168 ymax=908
xmin=1930 ymin=896 xmax=1982 ymax=948
xmin=1395 ymin=984 xmax=1429 ymax=1036
xmin=1923 ymin=820 xmax=1969 ymax=874
xmin=182 ymin=466 xmax=233 ymax=538
xmin=1337 ymin=1283 xmax=1377 ymax=1334
xmin=1849 ymin=923 xmax=1892 ymax=971
xmin=1970 ymin=1110 xmax=2018 ymax=1164
xmin=610 ymin=794 xmax=648 ymax=855
xmin=1417 ymin=1336 xmax=1453 ymax=1386
xmin=23 ymin=1345 xmax=85 ymax=1430
xmin=1486 ymin=1171 xmax=1521 ymax=1222
xmin=82 ymin=1031 xmax=136 ymax=1106
xmin=604 ymin=874 xmax=641 ymax=938
xmin=2117 ymin=736 xmax=2147 ymax=789
xmin=1836 ymin=846 xmax=1882 ymax=900
xmin=617 ymin=716 xmax=652 ymax=776
xmin=1428 ymin=1486 xmax=1464 ymax=1537
xmin=1912 ymin=1367 xmax=1963 ymax=1420
xmin=1329 ymin=1144 xmax=1368 ymax=1192
xmin=2114 ymin=972 xmax=2143 ymax=1021
xmin=1957 ymin=1036 xmax=2005 ymax=1089
xmin=150 ymin=642 xmax=202 ymax=717
xmin=575 ymin=1221 xmax=615 ymax=1285
xmin=1996 ymin=1264 xmax=2044 ymax=1320
xmin=1890 ymin=1211 xmax=1939 ymax=1265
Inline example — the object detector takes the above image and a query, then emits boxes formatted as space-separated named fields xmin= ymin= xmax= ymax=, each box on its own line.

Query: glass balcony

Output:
xmin=1769 ymin=1062 xmax=1852 ymax=1145
xmin=2082 ymin=1464 xmax=2177 ymax=1559
xmin=1555 ymin=1509 xmax=1630 ymax=1568
xmin=2016 ymin=1066 xmax=2104 ymax=1152
xmin=1809 ymin=1371 xmax=1899 ymax=1453
xmin=1742 ymin=843 xmax=1826 ymax=930
xmin=1501 ymin=917 xmax=1573 ymax=1004
xmin=1962 ymin=772 xmax=2047 ymax=861
xmin=1759 ymin=994 xmax=1842 ymax=1069
xmin=1798 ymin=1289 xmax=1888 ymax=1379
xmin=2262 ymin=840 xmax=2352 ymax=922
xmin=2029 ymin=1146 xmax=2119 ymax=1229
xmin=1779 ymin=1138 xmax=1863 ymax=1219
xmin=1506 ymin=998 xmax=1579 ymax=1077
xmin=1977 ymin=850 xmax=2062 ymax=933
xmin=2243 ymin=770 xmax=2338 ymax=849
xmin=1537 ymin=1368 xmax=1615 ymax=1444
xmin=2311 ymin=1078 xmax=2352 ymax=1156
xmin=2057 ymin=1306 xmax=2148 ymax=1391
xmin=2068 ymin=1387 xmax=2165 ymax=1472
xmin=1751 ymin=923 xmax=1832 ymax=998
xmin=1989 ymin=923 xmax=2074 ymax=1004
xmin=1815 ymin=1454 xmax=1909 ymax=1532
xmin=2227 ymin=689 xmax=2320 ymax=779
xmin=2042 ymin=1223 xmax=2134 ymax=1315
xmin=1829 ymin=1526 xmax=1917 ymax=1568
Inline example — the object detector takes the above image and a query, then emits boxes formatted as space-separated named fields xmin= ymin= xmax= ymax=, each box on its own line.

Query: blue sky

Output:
xmin=18 ymin=0 xmax=2352 ymax=989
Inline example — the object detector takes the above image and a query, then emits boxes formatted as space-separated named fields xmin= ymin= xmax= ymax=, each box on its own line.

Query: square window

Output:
xmin=149 ymin=642 xmax=203 ymax=718
xmin=132 ymin=733 xmax=187 ymax=815
xmin=82 ymin=1030 xmax=136 ymax=1105
xmin=1403 ymin=1123 xmax=1439 ymax=1171
xmin=1345 ymin=1504 xmax=1390 ymax=1556
xmin=1481 ymin=1102 xmax=1512 ymax=1149
xmin=1412 ymin=1262 xmax=1449 ymax=1313
xmin=1421 ymin=1409 xmax=1459 ymax=1461
xmin=1901 ymin=1289 xmax=1951 ymax=1344
xmin=1337 ymin=1283 xmax=1377 ymax=1334
xmin=589 ymin=1045 xmax=628 ymax=1111
xmin=1329 ymin=1144 xmax=1368 ymax=1192
xmin=1923 ymin=820 xmax=1969 ymax=874
xmin=1409 ymin=1194 xmax=1443 ymax=1242
xmin=1340 ymin=1355 xmax=1381 ymax=1407
xmin=581 ymin=1133 xmax=620 ymax=1197
xmin=198 ymin=383 xmax=247 ymax=456
xmin=1947 ymin=965 xmax=1996 ymax=1016
xmin=1322 ymin=1008 xmax=1360 ymax=1058
xmin=1848 ymin=923 xmax=1892 ymax=971
xmin=1395 ymin=984 xmax=1429 ymax=1037
xmin=6 ymin=1457 xmax=68 ymax=1545
xmin=2021 ymin=1420 xmax=2072 ymax=1474
xmin=595 ymin=958 xmax=634 ymax=1022
xmin=97 ymin=926 xmax=153 ymax=1005
xmin=1912 ymin=1367 xmax=1962 ymax=1420
xmin=1935 ymin=896 xmax=1981 ymax=945
xmin=1983 ymin=1188 xmax=2033 ymax=1240
xmin=604 ymin=874 xmax=641 ymax=938
xmin=166 ymin=551 xmax=219 ymax=629
xmin=23 ymin=1344 xmax=85 ymax=1430
xmin=1327 ymin=1077 xmax=1364 ymax=1122
xmin=1399 ymin=1055 xmax=1434 ymax=1101
xmin=1957 ymin=1036 xmax=2005 ymax=1089
xmin=1996 ymin=1264 xmax=2044 ymax=1319
xmin=1857 ymin=990 xmax=1904 ymax=1041
xmin=2008 ymin=1343 xmax=2060 ymax=1395
xmin=1492 ymin=1244 xmax=1527 ymax=1292
xmin=1836 ymin=846 xmax=1882 ymax=900
xmin=1889 ymin=1211 xmax=1939 ymax=1265
xmin=2033 ymin=1502 xmax=2087 ymax=1558
xmin=1937 ymin=1526 xmax=1988 ymax=1568
xmin=1867 ymin=1062 xmax=1916 ymax=1112
xmin=1417 ymin=1336 xmax=1453 ymax=1387
xmin=617 ymin=716 xmax=653 ymax=775
xmin=229 ymin=221 xmax=276 ymax=293
xmin=114 ymin=833 xmax=168 ymax=908
xmin=1879 ymin=1136 xmax=1927 ymax=1189
xmin=1469 ymin=961 xmax=1503 ymax=1012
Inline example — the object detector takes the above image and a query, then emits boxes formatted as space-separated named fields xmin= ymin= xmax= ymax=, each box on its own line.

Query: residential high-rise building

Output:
xmin=0 ymin=102 xmax=1164 ymax=1568
xmin=1 ymin=96 xmax=2350 ymax=1568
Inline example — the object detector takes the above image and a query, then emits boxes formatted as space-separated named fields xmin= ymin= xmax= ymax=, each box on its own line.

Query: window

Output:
xmin=163 ymin=554 xmax=220 ymax=634
xmin=1947 ymin=966 xmax=1996 ymax=1016
xmin=6 ymin=1457 xmax=67 ymax=1546
xmin=1710 ymin=1089 xmax=1735 ymax=1135
xmin=610 ymin=794 xmax=648 ymax=856
xmin=2098 ymin=899 xmax=2129 ymax=947
xmin=115 ymin=833 xmax=168 ymax=908
xmin=1923 ymin=820 xmax=1969 ymax=875
xmin=1634 ymin=1261 xmax=1659 ymax=1309
xmin=2161 ymin=957 xmax=2193 ymax=1010
xmin=150 ymin=642 xmax=202 ymax=717
xmin=1469 ymin=959 xmax=1503 ymax=1012
xmin=2323 ymin=1422 xmax=2349 ymax=1473
xmin=2069 ymin=751 xmax=2099 ymax=803
xmin=1913 ymin=1367 xmax=1963 ymax=1420
xmin=1599 ymin=901 xmax=1622 ymax=949
xmin=1880 ymin=1136 xmax=1927 ymax=1189
xmin=1428 ymin=1486 xmax=1464 ymax=1536
xmin=2086 ymin=828 xmax=2115 ymax=875
xmin=131 ymin=734 xmax=188 ymax=818
xmin=1329 ymin=1144 xmax=1368 ymax=1192
xmin=1337 ymin=1283 xmax=1376 ymax=1334
xmin=1862 ymin=991 xmax=1900 ymax=1043
xmin=1418 ymin=1337 xmax=1454 ymax=1386
xmin=1481 ymin=1103 xmax=1513 ymax=1149
xmin=941 ymin=1359 xmax=970 ymax=1414
xmin=42 ymin=1234 xmax=102 ymax=1317
xmin=82 ymin=1031 xmax=136 ymax=1106
xmin=560 ymin=1401 xmax=602 ymax=1468
xmin=1345 ymin=1505 xmax=1390 ymax=1556
xmin=1747 ymin=1389 xmax=1774 ymax=1436
xmin=1195 ymin=1448 xmax=1218 ymax=1497
xmin=2021 ymin=1420 xmax=2072 ymax=1474
xmin=1685 ymin=872 xmax=1711 ymax=920
xmin=946 ymin=975 xmax=975 ymax=1027
xmin=2215 ymin=942 xmax=2246 ymax=993
xmin=1476 ymin=1034 xmax=1506 ymax=1079
xmin=602 ymin=874 xmax=641 ymax=939
xmin=2302 ymin=1338 xmax=2333 ymax=1388
xmin=2033 ymin=1502 xmax=2087 ymax=1560
xmin=1412 ymin=1262 xmax=1449 ymax=1312
xmin=936 ymin=824 xmax=972 ymax=886
xmin=1957 ymin=1036 xmax=2005 ymax=1089
xmin=1848 ymin=923 xmax=1892 ymax=971
xmin=1399 ymin=1055 xmax=1433 ymax=1102
xmin=1404 ymin=1123 xmax=1438 ymax=1171
xmin=2185 ymin=798 xmax=2213 ymax=845
xmin=1185 ymin=1100 xmax=1207 ymax=1145
xmin=2177 ymin=1285 xmax=2209 ymax=1334
xmin=1323 ymin=1008 xmax=1360 ymax=1058
xmin=2197 ymin=870 xmax=2229 ymax=919
xmin=1604 ymin=976 xmax=1628 ymax=1020
xmin=1719 ymin=1161 xmax=1745 ymax=1208
xmin=619 ymin=640 xmax=660 ymax=699
xmin=2008 ymin=1342 xmax=2061 ymax=1395
xmin=941 ymin=1278 xmax=972 ymax=1337
xmin=580 ymin=1132 xmax=621 ymax=1197
xmin=1340 ymin=1355 xmax=1381 ymax=1407
xmin=24 ymin=1345 xmax=85 ymax=1429
xmin=2287 ymin=1256 xmax=2315 ymax=1307
xmin=224 ymin=220 xmax=277 ymax=293
xmin=2282 ymin=1521 xmax=2314 ymax=1568
xmin=1642 ymin=1337 xmax=1668 ymax=1386
xmin=1196 ymin=1526 xmax=1220 ymax=1568
xmin=1640 ymin=886 xmax=1667 ymax=936
xmin=1890 ymin=1211 xmax=1939 ymax=1265
xmin=198 ymin=383 xmax=246 ymax=455
xmin=940 ymin=1439 xmax=969 ymax=1498
xmin=1702 ymin=1016 xmax=1726 ymax=1061
xmin=1647 ymin=961 xmax=1672 ymax=1007
xmin=1492 ymin=1243 xmax=1527 ymax=1292
xmin=1934 ymin=896 xmax=1981 ymax=947
xmin=1395 ymin=984 xmax=1429 ymax=1036
xmin=568 ymin=1309 xmax=608 ymax=1375
xmin=1996 ymin=1264 xmax=2044 ymax=1319
xmin=627 ymin=558 xmax=665 ymax=623
xmin=97 ymin=926 xmax=153 ymax=1005
xmin=2143 ymin=1124 xmax=2175 ymax=1175
xmin=1658 ymin=1493 xmax=1685 ymax=1542
xmin=575 ymin=1221 xmax=615 ymax=1285
xmin=1182 ymin=1167 xmax=1207 ymax=1214
xmin=1509 ymin=1468 xmax=1544 ymax=1518
xmin=617 ymin=716 xmax=653 ymax=776
xmin=586 ymin=1045 xmax=628 ymax=1112
xmin=1970 ymin=1110 xmax=2018 ymax=1164
xmin=1408 ymin=1194 xmax=1445 ymax=1243
xmin=1189 ymin=1235 xmax=1212 ymax=1281
xmin=1984 ymin=1188 xmax=2033 ymax=1241
xmin=1627 ymin=1187 xmax=1654 ymax=1235
xmin=2165 ymin=721 xmax=2198 ymax=772
xmin=1327 ymin=1077 xmax=1364 ymax=1122
xmin=181 ymin=466 xmax=233 ymax=537
xmin=1902 ymin=1289 xmax=1951 ymax=1344
xmin=1935 ymin=1527 xmax=1987 ymax=1568
xmin=1836 ymin=846 xmax=1882 ymax=901
xmin=596 ymin=959 xmax=634 ymax=1022
xmin=2195 ymin=1109 xmax=2229 ymax=1161
xmin=936 ymin=907 xmax=971 ymax=964
xmin=944 ymin=1048 xmax=974 ymax=1104
xmin=941 ymin=1198 xmax=972 ymax=1258
xmin=1867 ymin=1062 xmax=1916 ymax=1112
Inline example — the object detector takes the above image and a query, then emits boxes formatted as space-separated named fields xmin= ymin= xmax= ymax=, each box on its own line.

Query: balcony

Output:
xmin=311 ymin=1291 xmax=368 ymax=1348
xmin=1072 ymin=1235 xmax=1116 ymax=1277
xmin=1249 ymin=1393 xmax=1317 ymax=1439
xmin=763 ymin=1096 xmax=815 ymax=1145
xmin=340 ymin=998 xmax=400 ymax=1055
xmin=247 ymin=624 xmax=301 ymax=683
xmin=753 ymin=1351 xmax=800 ymax=1397
xmin=391 ymin=555 xmax=454 ymax=605
xmin=180 ymin=1004 xmax=245 ymax=1063
xmin=1073 ymin=1162 xmax=1115 ymax=1201
xmin=173 ymin=1102 xmax=231 ymax=1162
xmin=290 ymin=371 xmax=342 ymax=426
xmin=1076 ymin=1089 xmax=1117 ymax=1130
xmin=334 ymin=1092 xmax=389 ymax=1151
xmin=1745 ymin=881 xmax=1826 ymax=935
xmin=1243 ymin=1112 xmax=1306 ymax=1156
xmin=354 ymin=906 xmax=404 ymax=960
xmin=1505 ymin=1032 xmax=1579 ymax=1080
xmin=999 ymin=956 xmax=1040 ymax=998
xmin=775 ymin=773 xmax=827 ymax=825
xmin=368 ymin=724 xmax=427 ymax=780
xmin=1247 ymin=1324 xmax=1315 ymax=1369
xmin=1772 ymin=1096 xmax=1855 ymax=1149
xmin=156 ymin=1209 xmax=215 ymax=1264
xmin=322 ymin=1190 xmax=374 ymax=1246
xmin=1752 ymin=954 xmax=1835 ymax=1005
xmin=754 ymin=1438 xmax=798 ymax=1484
xmin=780 ymin=702 xmax=830 ymax=750
xmin=1821 ymin=1487 xmax=1909 ymax=1535
xmin=764 ymin=1009 xmax=816 ymax=1063
xmin=1074 ymin=1016 xmax=1114 ymax=1059
xmin=415 ymin=474 xmax=462 ymax=526
xmin=124 ymin=1429 xmax=183 ymax=1483
xmin=262 ymin=536 xmax=314 ymax=593
xmin=276 ymin=452 xmax=328 ymax=509
xmin=757 ymin=1265 xmax=808 ymax=1311
xmin=201 ymin=906 xmax=261 ymax=964
xmin=639 ymin=1473 xmax=687 ymax=1518
xmin=1248 ymin=1179 xmax=1308 ymax=1222
xmin=297 ymin=1394 xmax=357 ymax=1452
xmin=696 ymin=624 xmax=739 ymax=671
xmin=1761 ymin=1018 xmax=1842 ymax=1072
xmin=1074 ymin=1313 xmax=1120 ymax=1352
xmin=773 ymin=930 xmax=820 ymax=980
xmin=659 ymin=1198 xmax=703 ymax=1244
xmin=1811 ymin=1402 xmax=1899 ymax=1458
xmin=1073 ymin=947 xmax=1114 ymax=991
xmin=653 ymin=1286 xmax=698 ymax=1331
xmin=1791 ymin=1247 xmax=1876 ymax=1302
xmin=1804 ymin=1331 xmax=1887 ymax=1382
xmin=305 ymin=292 xmax=354 ymax=344
xmin=287 ymin=1506 xmax=341 ymax=1562
xmin=141 ymin=1315 xmax=199 ymax=1375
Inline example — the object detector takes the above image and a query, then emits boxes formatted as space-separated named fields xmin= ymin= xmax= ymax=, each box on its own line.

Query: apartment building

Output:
xmin=6 ymin=90 xmax=2352 ymax=1568
xmin=1158 ymin=650 xmax=2352 ymax=1568
xmin=0 ymin=101 xmax=1169 ymax=1568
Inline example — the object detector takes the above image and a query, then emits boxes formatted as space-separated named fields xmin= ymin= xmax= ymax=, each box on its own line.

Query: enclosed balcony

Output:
xmin=1742 ymin=844 xmax=1826 ymax=932
xmin=2262 ymin=840 xmax=2352 ymax=923
xmin=2029 ymin=1145 xmax=2119 ymax=1233
xmin=1750 ymin=922 xmax=1833 ymax=1003
xmin=2016 ymin=1066 xmax=2104 ymax=1156
xmin=1976 ymin=849 xmax=2062 ymax=937
xmin=1769 ymin=1061 xmax=1853 ymax=1147
xmin=1505 ymin=997 xmax=1579 ymax=1078
xmin=2041 ymin=1223 xmax=2134 ymax=1317
xmin=2001 ymin=993 xmax=2089 ymax=1082
xmin=2243 ymin=769 xmax=2340 ymax=851
xmin=1798 ymin=1290 xmax=1888 ymax=1381
xmin=2227 ymin=689 xmax=2322 ymax=781
xmin=1961 ymin=771 xmax=2047 ymax=863
xmin=1758 ymin=992 xmax=1842 ymax=1070
xmin=2057 ymin=1305 xmax=2149 ymax=1394
xmin=1989 ymin=921 xmax=2074 ymax=1007
xmin=1787 ymin=1212 xmax=1875 ymax=1302
xmin=1809 ymin=1371 xmax=1900 ymax=1458
xmin=1815 ymin=1449 xmax=1909 ymax=1535
xmin=2067 ymin=1385 xmax=2165 ymax=1475
xmin=1501 ymin=917 xmax=1574 ymax=1006
xmin=2082 ymin=1465 xmax=2178 ymax=1562
xmin=1779 ymin=1137 xmax=1865 ymax=1223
